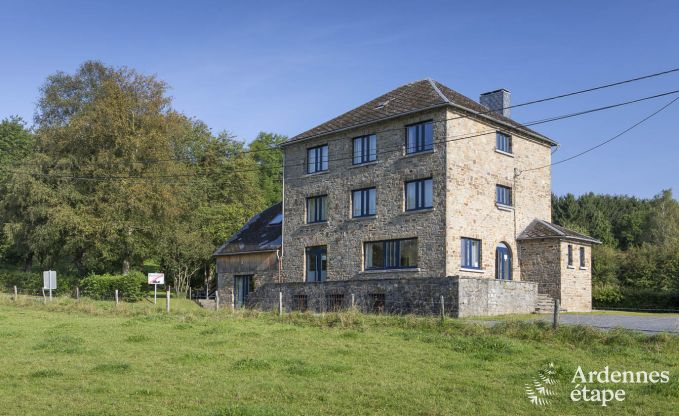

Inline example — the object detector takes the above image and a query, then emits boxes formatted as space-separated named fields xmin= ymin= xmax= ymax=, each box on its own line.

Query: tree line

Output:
xmin=552 ymin=191 xmax=679 ymax=307
xmin=0 ymin=61 xmax=284 ymax=293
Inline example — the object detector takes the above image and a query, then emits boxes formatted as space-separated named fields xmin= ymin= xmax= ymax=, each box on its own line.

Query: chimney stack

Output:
xmin=480 ymin=89 xmax=511 ymax=118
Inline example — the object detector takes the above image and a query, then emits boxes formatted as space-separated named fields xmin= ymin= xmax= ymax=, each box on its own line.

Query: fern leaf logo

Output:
xmin=525 ymin=362 xmax=559 ymax=406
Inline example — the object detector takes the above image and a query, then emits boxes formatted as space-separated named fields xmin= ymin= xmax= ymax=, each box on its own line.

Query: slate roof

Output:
xmin=517 ymin=219 xmax=602 ymax=244
xmin=285 ymin=79 xmax=556 ymax=146
xmin=213 ymin=203 xmax=282 ymax=256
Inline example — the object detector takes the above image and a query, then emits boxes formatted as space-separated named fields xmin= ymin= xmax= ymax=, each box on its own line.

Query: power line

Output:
xmin=4 ymin=89 xmax=678 ymax=182
xmin=12 ymin=66 xmax=679 ymax=169
xmin=519 ymin=96 xmax=679 ymax=174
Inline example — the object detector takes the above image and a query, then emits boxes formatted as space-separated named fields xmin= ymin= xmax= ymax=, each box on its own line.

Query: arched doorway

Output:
xmin=496 ymin=242 xmax=512 ymax=280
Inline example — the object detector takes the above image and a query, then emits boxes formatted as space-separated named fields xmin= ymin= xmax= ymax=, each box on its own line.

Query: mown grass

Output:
xmin=0 ymin=294 xmax=677 ymax=415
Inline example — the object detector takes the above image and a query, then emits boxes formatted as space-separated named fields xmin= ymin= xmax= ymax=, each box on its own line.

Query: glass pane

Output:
xmin=424 ymin=122 xmax=433 ymax=150
xmin=365 ymin=242 xmax=384 ymax=269
xmin=319 ymin=196 xmax=327 ymax=221
xmin=307 ymin=198 xmax=315 ymax=223
xmin=307 ymin=148 xmax=316 ymax=173
xmin=406 ymin=182 xmax=417 ymax=210
xmin=352 ymin=190 xmax=362 ymax=217
xmin=353 ymin=138 xmax=362 ymax=164
xmin=367 ymin=188 xmax=376 ymax=215
xmin=424 ymin=179 xmax=433 ymax=208
xmin=320 ymin=146 xmax=328 ymax=171
xmin=385 ymin=241 xmax=397 ymax=268
xmin=406 ymin=126 xmax=417 ymax=153
xmin=471 ymin=240 xmax=480 ymax=268
xmin=320 ymin=252 xmax=327 ymax=280
xmin=400 ymin=239 xmax=417 ymax=267
xmin=368 ymin=135 xmax=377 ymax=161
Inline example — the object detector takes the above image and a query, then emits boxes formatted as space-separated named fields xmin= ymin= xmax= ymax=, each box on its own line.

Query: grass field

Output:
xmin=0 ymin=295 xmax=677 ymax=415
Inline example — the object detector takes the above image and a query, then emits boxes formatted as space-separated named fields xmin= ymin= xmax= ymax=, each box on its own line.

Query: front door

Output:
xmin=495 ymin=243 xmax=512 ymax=280
xmin=306 ymin=246 xmax=327 ymax=282
xmin=234 ymin=275 xmax=253 ymax=308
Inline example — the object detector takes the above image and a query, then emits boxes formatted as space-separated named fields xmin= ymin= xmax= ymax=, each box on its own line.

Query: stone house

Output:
xmin=215 ymin=80 xmax=600 ymax=315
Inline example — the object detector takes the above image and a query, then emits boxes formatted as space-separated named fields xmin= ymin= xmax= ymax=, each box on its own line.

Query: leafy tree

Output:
xmin=249 ymin=132 xmax=286 ymax=206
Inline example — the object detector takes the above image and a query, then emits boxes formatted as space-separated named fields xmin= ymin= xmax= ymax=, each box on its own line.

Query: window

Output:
xmin=406 ymin=121 xmax=433 ymax=154
xmin=567 ymin=244 xmax=573 ymax=267
xmin=353 ymin=134 xmax=377 ymax=164
xmin=307 ymin=145 xmax=328 ymax=173
xmin=306 ymin=195 xmax=327 ymax=223
xmin=495 ymin=243 xmax=512 ymax=280
xmin=293 ymin=294 xmax=308 ymax=312
xmin=496 ymin=185 xmax=512 ymax=206
xmin=233 ymin=275 xmax=253 ymax=308
xmin=405 ymin=178 xmax=433 ymax=211
xmin=364 ymin=238 xmax=417 ymax=270
xmin=496 ymin=132 xmax=512 ymax=154
xmin=325 ymin=294 xmax=344 ymax=312
xmin=306 ymin=246 xmax=327 ymax=282
xmin=579 ymin=247 xmax=585 ymax=268
xmin=461 ymin=238 xmax=481 ymax=269
xmin=368 ymin=293 xmax=386 ymax=314
xmin=352 ymin=188 xmax=376 ymax=217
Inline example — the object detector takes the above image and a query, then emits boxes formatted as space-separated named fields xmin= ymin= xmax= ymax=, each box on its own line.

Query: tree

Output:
xmin=249 ymin=132 xmax=286 ymax=206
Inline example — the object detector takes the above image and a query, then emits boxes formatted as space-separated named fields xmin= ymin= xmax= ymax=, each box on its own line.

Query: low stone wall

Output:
xmin=457 ymin=277 xmax=538 ymax=317
xmin=246 ymin=276 xmax=537 ymax=317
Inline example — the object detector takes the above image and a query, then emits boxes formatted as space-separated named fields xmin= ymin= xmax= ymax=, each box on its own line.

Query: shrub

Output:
xmin=593 ymin=286 xmax=679 ymax=311
xmin=0 ymin=269 xmax=77 ymax=295
xmin=80 ymin=272 xmax=146 ymax=301
xmin=592 ymin=283 xmax=624 ymax=305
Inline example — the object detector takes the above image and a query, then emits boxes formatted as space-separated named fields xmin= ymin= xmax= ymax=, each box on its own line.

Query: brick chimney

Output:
xmin=479 ymin=89 xmax=511 ymax=118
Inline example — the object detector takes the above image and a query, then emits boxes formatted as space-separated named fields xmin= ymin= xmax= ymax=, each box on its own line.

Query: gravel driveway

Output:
xmin=536 ymin=313 xmax=679 ymax=334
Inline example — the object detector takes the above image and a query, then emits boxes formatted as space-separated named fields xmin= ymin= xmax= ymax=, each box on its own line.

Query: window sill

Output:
xmin=348 ymin=215 xmax=377 ymax=221
xmin=496 ymin=203 xmax=514 ymax=212
xmin=402 ymin=149 xmax=435 ymax=158
xmin=579 ymin=267 xmax=588 ymax=271
xmin=495 ymin=149 xmax=514 ymax=158
xmin=302 ymin=221 xmax=328 ymax=227
xmin=360 ymin=268 xmax=421 ymax=274
xmin=402 ymin=207 xmax=435 ymax=216
xmin=349 ymin=160 xmax=379 ymax=169
xmin=460 ymin=268 xmax=485 ymax=274
xmin=304 ymin=170 xmax=329 ymax=178
xmin=567 ymin=265 xmax=575 ymax=269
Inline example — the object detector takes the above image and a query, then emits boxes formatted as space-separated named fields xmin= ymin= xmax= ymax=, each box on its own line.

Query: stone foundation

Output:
xmin=246 ymin=276 xmax=537 ymax=317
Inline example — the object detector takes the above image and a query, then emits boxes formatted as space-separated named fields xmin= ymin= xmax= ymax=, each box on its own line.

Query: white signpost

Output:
xmin=148 ymin=273 xmax=165 ymax=304
xmin=42 ymin=270 xmax=57 ymax=301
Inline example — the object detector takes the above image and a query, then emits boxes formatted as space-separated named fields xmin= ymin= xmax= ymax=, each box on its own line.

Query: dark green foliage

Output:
xmin=80 ymin=271 xmax=146 ymax=301
xmin=553 ymin=190 xmax=679 ymax=308
xmin=0 ymin=268 xmax=78 ymax=295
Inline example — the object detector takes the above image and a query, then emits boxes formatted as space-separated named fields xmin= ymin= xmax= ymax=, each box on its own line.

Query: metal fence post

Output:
xmin=115 ymin=289 xmax=119 ymax=306
xmin=231 ymin=292 xmax=235 ymax=311
xmin=188 ymin=287 xmax=192 ymax=300
xmin=351 ymin=293 xmax=355 ymax=309
xmin=552 ymin=299 xmax=560 ymax=329
xmin=76 ymin=286 xmax=80 ymax=302
xmin=166 ymin=289 xmax=171 ymax=313
xmin=440 ymin=295 xmax=445 ymax=321
xmin=13 ymin=286 xmax=17 ymax=302
xmin=279 ymin=291 xmax=283 ymax=317
xmin=215 ymin=291 xmax=220 ymax=310
xmin=42 ymin=288 xmax=46 ymax=304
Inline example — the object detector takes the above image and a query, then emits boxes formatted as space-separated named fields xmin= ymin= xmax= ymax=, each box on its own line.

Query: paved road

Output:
xmin=536 ymin=314 xmax=679 ymax=334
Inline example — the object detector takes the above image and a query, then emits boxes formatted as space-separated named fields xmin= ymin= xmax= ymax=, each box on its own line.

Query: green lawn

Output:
xmin=0 ymin=295 xmax=677 ymax=415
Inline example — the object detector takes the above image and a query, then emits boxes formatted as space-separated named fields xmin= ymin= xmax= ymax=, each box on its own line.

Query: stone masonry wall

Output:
xmin=247 ymin=276 xmax=537 ymax=317
xmin=444 ymin=109 xmax=552 ymax=279
xmin=559 ymin=241 xmax=592 ymax=312
xmin=282 ymin=108 xmax=449 ymax=282
xmin=517 ymin=239 xmax=562 ymax=299
xmin=456 ymin=277 xmax=538 ymax=317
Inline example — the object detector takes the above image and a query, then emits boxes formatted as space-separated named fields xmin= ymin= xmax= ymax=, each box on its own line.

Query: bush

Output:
xmin=594 ymin=286 xmax=679 ymax=311
xmin=0 ymin=268 xmax=78 ymax=295
xmin=80 ymin=272 xmax=146 ymax=301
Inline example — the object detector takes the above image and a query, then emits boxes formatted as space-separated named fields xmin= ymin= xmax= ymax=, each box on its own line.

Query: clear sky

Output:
xmin=1 ymin=0 xmax=678 ymax=197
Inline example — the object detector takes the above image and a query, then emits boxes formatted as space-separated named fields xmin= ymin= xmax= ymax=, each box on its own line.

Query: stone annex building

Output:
xmin=213 ymin=79 xmax=601 ymax=316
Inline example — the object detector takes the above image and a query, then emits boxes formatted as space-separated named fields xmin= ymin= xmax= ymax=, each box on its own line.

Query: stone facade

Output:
xmin=518 ymin=238 xmax=593 ymax=312
xmin=247 ymin=276 xmax=537 ymax=317
xmin=282 ymin=106 xmax=553 ymax=283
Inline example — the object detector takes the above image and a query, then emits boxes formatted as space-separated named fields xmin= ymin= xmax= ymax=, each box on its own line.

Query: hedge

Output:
xmin=593 ymin=285 xmax=679 ymax=311
xmin=80 ymin=272 xmax=146 ymax=302
xmin=0 ymin=269 xmax=78 ymax=295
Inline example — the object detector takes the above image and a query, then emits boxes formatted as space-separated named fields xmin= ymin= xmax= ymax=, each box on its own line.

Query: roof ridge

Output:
xmin=428 ymin=78 xmax=450 ymax=103
xmin=537 ymin=219 xmax=566 ymax=236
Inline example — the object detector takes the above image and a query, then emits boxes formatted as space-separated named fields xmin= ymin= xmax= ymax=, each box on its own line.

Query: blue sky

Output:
xmin=1 ymin=0 xmax=678 ymax=197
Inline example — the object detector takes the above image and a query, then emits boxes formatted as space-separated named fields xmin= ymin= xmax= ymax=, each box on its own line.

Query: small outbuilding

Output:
xmin=213 ymin=203 xmax=282 ymax=307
